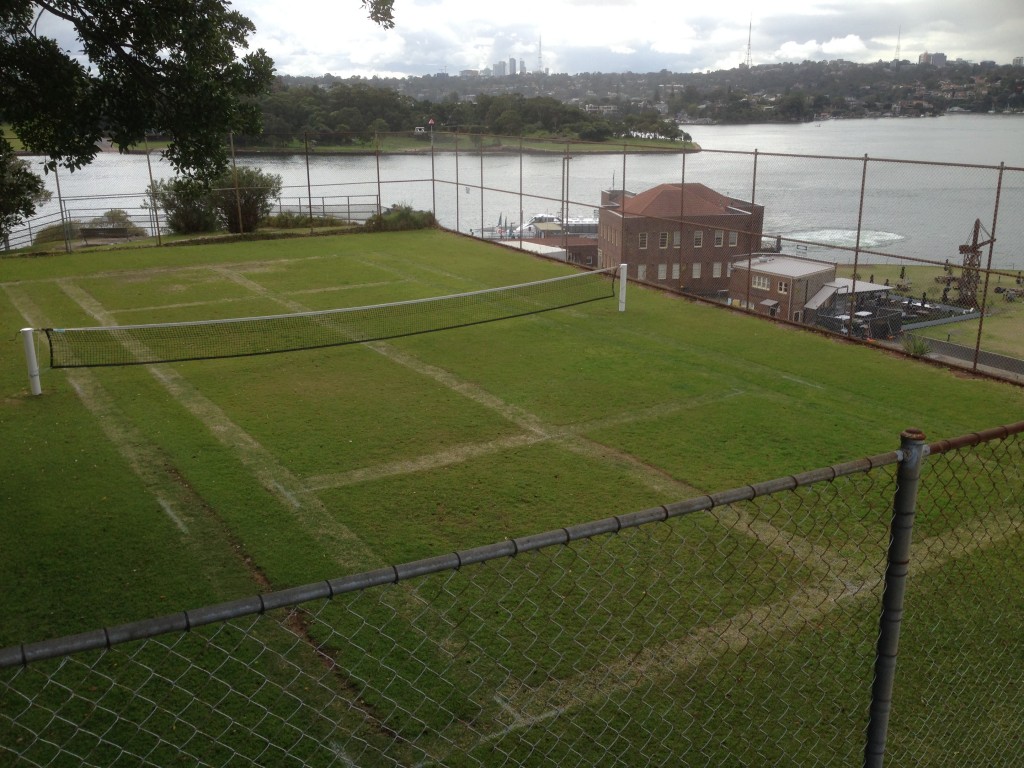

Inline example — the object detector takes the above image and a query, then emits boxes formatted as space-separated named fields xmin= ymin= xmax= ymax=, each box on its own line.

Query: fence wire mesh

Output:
xmin=4 ymin=425 xmax=1022 ymax=766
xmin=884 ymin=431 xmax=1024 ymax=765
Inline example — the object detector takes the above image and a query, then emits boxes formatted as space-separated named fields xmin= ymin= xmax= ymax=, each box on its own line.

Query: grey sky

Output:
xmin=237 ymin=0 xmax=1023 ymax=76
xmin=31 ymin=0 xmax=1024 ymax=78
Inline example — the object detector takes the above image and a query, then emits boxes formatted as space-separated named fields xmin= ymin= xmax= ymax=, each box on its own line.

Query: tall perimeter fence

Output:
xmin=2 ymin=422 xmax=1022 ymax=766
xmin=7 ymin=132 xmax=1024 ymax=384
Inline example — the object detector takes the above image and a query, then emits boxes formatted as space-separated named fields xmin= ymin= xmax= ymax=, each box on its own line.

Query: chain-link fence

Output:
xmin=2 ymin=422 xmax=1022 ymax=766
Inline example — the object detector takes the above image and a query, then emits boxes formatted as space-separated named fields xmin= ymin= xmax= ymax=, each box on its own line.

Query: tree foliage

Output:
xmin=255 ymin=84 xmax=665 ymax=144
xmin=147 ymin=177 xmax=221 ymax=235
xmin=209 ymin=166 xmax=282 ymax=234
xmin=1 ymin=1 xmax=275 ymax=179
xmin=0 ymin=139 xmax=51 ymax=244
xmin=150 ymin=168 xmax=282 ymax=235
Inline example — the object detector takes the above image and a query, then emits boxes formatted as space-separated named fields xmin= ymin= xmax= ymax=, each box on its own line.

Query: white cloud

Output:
xmin=821 ymin=34 xmax=868 ymax=56
xmin=30 ymin=0 xmax=1020 ymax=77
xmin=773 ymin=39 xmax=825 ymax=61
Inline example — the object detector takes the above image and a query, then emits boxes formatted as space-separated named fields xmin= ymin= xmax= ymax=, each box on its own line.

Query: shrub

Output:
xmin=901 ymin=334 xmax=932 ymax=357
xmin=262 ymin=212 xmax=351 ymax=230
xmin=33 ymin=220 xmax=82 ymax=245
xmin=147 ymin=177 xmax=220 ymax=234
xmin=363 ymin=205 xmax=436 ymax=232
xmin=89 ymin=209 xmax=147 ymax=237
xmin=209 ymin=167 xmax=283 ymax=234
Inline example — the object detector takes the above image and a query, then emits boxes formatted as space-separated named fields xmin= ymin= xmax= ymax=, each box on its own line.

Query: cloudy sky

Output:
xmin=231 ymin=0 xmax=1024 ymax=78
xmin=29 ymin=0 xmax=1023 ymax=78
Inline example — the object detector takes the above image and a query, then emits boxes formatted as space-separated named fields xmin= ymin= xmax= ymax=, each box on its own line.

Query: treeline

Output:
xmin=240 ymin=80 xmax=687 ymax=146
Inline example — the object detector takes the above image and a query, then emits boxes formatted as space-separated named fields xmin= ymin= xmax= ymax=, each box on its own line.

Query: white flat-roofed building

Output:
xmin=728 ymin=254 xmax=836 ymax=323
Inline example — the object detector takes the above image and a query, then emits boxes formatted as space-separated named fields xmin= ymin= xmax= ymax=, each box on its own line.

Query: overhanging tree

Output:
xmin=0 ymin=140 xmax=51 ymax=246
xmin=1 ymin=1 xmax=277 ymax=178
xmin=0 ymin=0 xmax=398 ymax=242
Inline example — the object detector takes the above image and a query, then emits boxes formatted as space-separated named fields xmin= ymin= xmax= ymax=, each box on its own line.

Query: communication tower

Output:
xmin=743 ymin=19 xmax=752 ymax=69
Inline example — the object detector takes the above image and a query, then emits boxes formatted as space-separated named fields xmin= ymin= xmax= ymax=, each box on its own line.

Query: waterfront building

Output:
xmin=597 ymin=183 xmax=764 ymax=298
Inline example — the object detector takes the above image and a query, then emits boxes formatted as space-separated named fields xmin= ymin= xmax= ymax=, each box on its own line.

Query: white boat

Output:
xmin=512 ymin=213 xmax=599 ymax=238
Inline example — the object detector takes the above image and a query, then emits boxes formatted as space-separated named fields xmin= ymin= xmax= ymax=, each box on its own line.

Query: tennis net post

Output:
xmin=21 ymin=328 xmax=42 ymax=396
xmin=618 ymin=263 xmax=627 ymax=311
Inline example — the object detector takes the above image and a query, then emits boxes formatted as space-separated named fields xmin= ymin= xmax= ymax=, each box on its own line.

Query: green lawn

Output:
xmin=2 ymin=230 xmax=1022 ymax=765
xmin=3 ymin=229 xmax=1021 ymax=633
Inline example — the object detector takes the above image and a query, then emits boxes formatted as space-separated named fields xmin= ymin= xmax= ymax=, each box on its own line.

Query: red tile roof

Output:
xmin=620 ymin=183 xmax=745 ymax=218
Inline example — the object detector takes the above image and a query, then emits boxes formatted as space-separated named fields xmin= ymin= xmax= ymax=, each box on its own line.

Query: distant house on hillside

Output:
xmin=597 ymin=183 xmax=765 ymax=298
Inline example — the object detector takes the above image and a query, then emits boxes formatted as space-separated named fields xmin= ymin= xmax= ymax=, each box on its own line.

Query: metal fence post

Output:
xmin=864 ymin=427 xmax=927 ymax=767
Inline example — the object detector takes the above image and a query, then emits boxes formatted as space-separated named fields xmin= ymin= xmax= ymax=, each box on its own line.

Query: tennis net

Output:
xmin=43 ymin=267 xmax=619 ymax=368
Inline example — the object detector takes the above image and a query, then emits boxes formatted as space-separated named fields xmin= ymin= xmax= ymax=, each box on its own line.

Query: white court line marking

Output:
xmin=158 ymin=497 xmax=189 ymax=534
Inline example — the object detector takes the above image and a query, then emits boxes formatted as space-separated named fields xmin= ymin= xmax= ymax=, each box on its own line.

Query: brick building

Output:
xmin=597 ymin=183 xmax=765 ymax=297
xmin=728 ymin=255 xmax=837 ymax=322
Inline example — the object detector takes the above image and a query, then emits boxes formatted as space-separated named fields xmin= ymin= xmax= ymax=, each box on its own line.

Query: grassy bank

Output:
xmin=2 ymin=231 xmax=1022 ymax=764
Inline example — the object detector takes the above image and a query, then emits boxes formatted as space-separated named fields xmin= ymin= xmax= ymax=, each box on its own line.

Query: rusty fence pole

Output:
xmin=864 ymin=427 xmax=927 ymax=768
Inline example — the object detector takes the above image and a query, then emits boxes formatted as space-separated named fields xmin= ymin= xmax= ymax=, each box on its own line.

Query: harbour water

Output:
xmin=16 ymin=114 xmax=1024 ymax=269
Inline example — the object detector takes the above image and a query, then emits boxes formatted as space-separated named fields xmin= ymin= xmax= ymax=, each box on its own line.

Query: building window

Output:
xmin=639 ymin=232 xmax=648 ymax=250
xmin=659 ymin=232 xmax=669 ymax=249
xmin=752 ymin=274 xmax=770 ymax=290
xmin=673 ymin=231 xmax=681 ymax=247
xmin=658 ymin=263 xmax=667 ymax=280
xmin=794 ymin=310 xmax=803 ymax=323
xmin=712 ymin=262 xmax=722 ymax=279
xmin=637 ymin=264 xmax=647 ymax=281
xmin=714 ymin=230 xmax=724 ymax=247
xmin=672 ymin=263 xmax=680 ymax=280
xmin=778 ymin=281 xmax=789 ymax=294
xmin=729 ymin=231 xmax=739 ymax=247
xmin=693 ymin=231 xmax=703 ymax=248
xmin=692 ymin=262 xmax=702 ymax=279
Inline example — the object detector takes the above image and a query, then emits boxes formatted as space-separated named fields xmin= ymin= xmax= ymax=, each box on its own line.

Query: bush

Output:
xmin=89 ymin=209 xmax=147 ymax=236
xmin=209 ymin=166 xmax=283 ymax=234
xmin=901 ymin=334 xmax=932 ymax=357
xmin=363 ymin=205 xmax=436 ymax=232
xmin=263 ymin=212 xmax=348 ymax=229
xmin=147 ymin=177 xmax=220 ymax=235
xmin=33 ymin=220 xmax=81 ymax=245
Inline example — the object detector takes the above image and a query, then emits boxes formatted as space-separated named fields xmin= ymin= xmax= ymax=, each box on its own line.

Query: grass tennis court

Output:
xmin=2 ymin=231 xmax=1023 ymax=765
xmin=2 ymin=229 xmax=1023 ymax=645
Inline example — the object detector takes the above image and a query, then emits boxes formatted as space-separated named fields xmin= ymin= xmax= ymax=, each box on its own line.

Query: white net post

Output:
xmin=618 ymin=263 xmax=628 ymax=311
xmin=21 ymin=328 xmax=42 ymax=396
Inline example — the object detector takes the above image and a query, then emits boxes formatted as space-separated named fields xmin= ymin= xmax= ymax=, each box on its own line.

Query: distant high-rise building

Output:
xmin=509 ymin=57 xmax=517 ymax=76
xmin=918 ymin=51 xmax=947 ymax=66
xmin=519 ymin=58 xmax=526 ymax=75
xmin=1014 ymin=56 xmax=1023 ymax=67
xmin=494 ymin=60 xmax=507 ymax=77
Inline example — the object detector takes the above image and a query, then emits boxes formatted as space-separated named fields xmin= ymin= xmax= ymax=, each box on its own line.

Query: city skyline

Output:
xmin=235 ymin=0 xmax=1022 ymax=78
xmin=31 ymin=0 xmax=1024 ymax=79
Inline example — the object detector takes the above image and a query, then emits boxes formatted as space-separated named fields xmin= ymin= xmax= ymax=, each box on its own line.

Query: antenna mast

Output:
xmin=744 ymin=18 xmax=752 ymax=68
xmin=894 ymin=25 xmax=901 ymax=63
xmin=537 ymin=36 xmax=544 ymax=73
